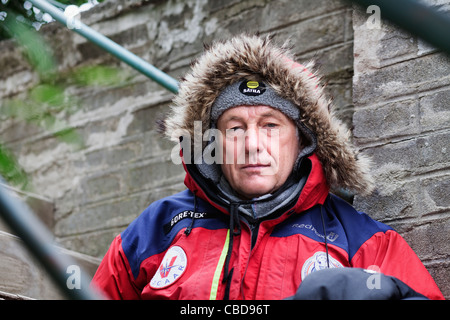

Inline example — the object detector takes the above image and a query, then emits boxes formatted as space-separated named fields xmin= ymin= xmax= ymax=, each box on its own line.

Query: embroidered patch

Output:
xmin=150 ymin=246 xmax=187 ymax=289
xmin=239 ymin=80 xmax=266 ymax=96
xmin=163 ymin=210 xmax=209 ymax=234
xmin=301 ymin=251 xmax=344 ymax=280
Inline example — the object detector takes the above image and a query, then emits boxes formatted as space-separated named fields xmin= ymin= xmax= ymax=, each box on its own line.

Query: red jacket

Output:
xmin=92 ymin=154 xmax=444 ymax=300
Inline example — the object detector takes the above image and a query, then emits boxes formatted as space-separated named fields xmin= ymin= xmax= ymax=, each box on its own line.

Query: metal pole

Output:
xmin=1 ymin=0 xmax=179 ymax=300
xmin=28 ymin=0 xmax=179 ymax=94
xmin=350 ymin=0 xmax=450 ymax=55
xmin=0 ymin=180 xmax=104 ymax=299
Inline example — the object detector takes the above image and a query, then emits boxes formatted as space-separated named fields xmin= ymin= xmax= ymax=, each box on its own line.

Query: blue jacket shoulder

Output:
xmin=271 ymin=194 xmax=394 ymax=261
xmin=120 ymin=189 xmax=226 ymax=278
xmin=120 ymin=190 xmax=195 ymax=278
xmin=326 ymin=194 xmax=393 ymax=259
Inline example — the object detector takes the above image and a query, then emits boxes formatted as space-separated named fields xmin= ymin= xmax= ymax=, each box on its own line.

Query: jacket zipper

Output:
xmin=237 ymin=209 xmax=295 ymax=299
xmin=239 ymin=215 xmax=267 ymax=299
xmin=239 ymin=218 xmax=253 ymax=300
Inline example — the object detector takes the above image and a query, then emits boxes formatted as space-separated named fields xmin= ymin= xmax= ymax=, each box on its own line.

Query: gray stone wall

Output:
xmin=0 ymin=0 xmax=448 ymax=298
xmin=353 ymin=1 xmax=450 ymax=298
xmin=1 ymin=0 xmax=354 ymax=256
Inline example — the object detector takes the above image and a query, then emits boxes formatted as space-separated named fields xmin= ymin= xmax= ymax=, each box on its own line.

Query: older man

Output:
xmin=92 ymin=34 xmax=443 ymax=300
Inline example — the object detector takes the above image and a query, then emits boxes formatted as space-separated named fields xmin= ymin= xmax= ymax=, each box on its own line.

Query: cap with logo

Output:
xmin=210 ymin=79 xmax=300 ymax=124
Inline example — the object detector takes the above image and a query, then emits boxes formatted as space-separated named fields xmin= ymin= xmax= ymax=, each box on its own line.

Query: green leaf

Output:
xmin=53 ymin=127 xmax=84 ymax=149
xmin=1 ymin=9 xmax=56 ymax=79
xmin=0 ymin=144 xmax=29 ymax=190
xmin=29 ymin=84 xmax=66 ymax=107
xmin=71 ymin=65 xmax=129 ymax=87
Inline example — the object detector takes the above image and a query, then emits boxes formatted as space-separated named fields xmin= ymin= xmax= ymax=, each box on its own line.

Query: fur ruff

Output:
xmin=162 ymin=34 xmax=374 ymax=195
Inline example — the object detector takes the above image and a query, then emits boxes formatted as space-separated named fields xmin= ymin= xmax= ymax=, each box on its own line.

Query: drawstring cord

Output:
xmin=190 ymin=196 xmax=330 ymax=298
xmin=320 ymin=205 xmax=330 ymax=268
xmin=222 ymin=202 xmax=241 ymax=300
xmin=184 ymin=193 xmax=241 ymax=300
xmin=184 ymin=192 xmax=198 ymax=236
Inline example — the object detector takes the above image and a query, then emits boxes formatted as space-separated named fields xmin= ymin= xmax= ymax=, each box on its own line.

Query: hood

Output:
xmin=161 ymin=34 xmax=374 ymax=196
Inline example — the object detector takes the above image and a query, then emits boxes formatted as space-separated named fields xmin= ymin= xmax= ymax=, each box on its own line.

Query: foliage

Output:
xmin=0 ymin=144 xmax=29 ymax=189
xmin=0 ymin=1 xmax=103 ymax=39
xmin=0 ymin=0 xmax=128 ymax=190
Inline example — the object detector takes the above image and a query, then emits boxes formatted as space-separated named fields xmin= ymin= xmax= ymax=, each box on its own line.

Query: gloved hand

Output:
xmin=286 ymin=268 xmax=428 ymax=300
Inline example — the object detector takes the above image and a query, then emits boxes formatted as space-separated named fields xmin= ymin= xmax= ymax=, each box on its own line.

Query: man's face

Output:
xmin=217 ymin=105 xmax=300 ymax=199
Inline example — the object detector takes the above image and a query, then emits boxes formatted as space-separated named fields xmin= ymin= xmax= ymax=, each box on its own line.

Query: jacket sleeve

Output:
xmin=350 ymin=229 xmax=444 ymax=300
xmin=91 ymin=235 xmax=141 ymax=300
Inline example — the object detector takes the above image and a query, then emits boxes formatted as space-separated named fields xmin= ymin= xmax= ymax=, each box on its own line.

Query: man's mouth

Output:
xmin=241 ymin=163 xmax=271 ymax=169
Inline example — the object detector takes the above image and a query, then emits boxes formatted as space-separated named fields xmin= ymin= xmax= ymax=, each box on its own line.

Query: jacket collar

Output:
xmin=182 ymin=153 xmax=329 ymax=219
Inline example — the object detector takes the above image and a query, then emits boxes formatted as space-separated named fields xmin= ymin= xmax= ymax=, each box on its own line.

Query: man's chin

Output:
xmin=236 ymin=183 xmax=275 ymax=200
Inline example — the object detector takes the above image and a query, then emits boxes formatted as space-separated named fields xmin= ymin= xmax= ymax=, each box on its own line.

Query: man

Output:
xmin=92 ymin=34 xmax=444 ymax=300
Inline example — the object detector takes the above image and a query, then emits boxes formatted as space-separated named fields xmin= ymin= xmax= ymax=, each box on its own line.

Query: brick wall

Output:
xmin=0 ymin=0 xmax=448 ymax=298
xmin=352 ymin=1 xmax=450 ymax=298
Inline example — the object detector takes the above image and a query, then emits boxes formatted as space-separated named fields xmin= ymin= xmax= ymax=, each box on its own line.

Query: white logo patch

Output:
xmin=150 ymin=246 xmax=187 ymax=289
xmin=301 ymin=251 xmax=344 ymax=280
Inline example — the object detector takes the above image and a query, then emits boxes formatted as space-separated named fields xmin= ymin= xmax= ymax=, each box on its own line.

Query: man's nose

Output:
xmin=245 ymin=128 xmax=262 ymax=154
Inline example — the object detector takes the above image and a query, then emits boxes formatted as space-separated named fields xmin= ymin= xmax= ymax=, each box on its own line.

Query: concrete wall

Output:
xmin=353 ymin=1 xmax=450 ymax=298
xmin=0 ymin=0 xmax=448 ymax=298
xmin=1 ymin=0 xmax=354 ymax=256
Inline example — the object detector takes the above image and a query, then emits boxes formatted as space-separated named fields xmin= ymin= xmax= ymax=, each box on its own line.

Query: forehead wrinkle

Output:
xmin=219 ymin=106 xmax=286 ymax=124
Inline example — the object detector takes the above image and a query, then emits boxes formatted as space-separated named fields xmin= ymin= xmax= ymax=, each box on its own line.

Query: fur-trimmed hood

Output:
xmin=161 ymin=34 xmax=373 ymax=195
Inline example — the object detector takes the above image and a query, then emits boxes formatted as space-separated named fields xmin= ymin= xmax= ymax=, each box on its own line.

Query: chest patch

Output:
xmin=301 ymin=251 xmax=344 ymax=280
xmin=150 ymin=246 xmax=187 ymax=289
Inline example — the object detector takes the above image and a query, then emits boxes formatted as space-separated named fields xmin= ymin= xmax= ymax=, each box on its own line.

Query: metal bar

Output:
xmin=28 ymin=0 xmax=179 ymax=93
xmin=45 ymin=0 xmax=68 ymax=9
xmin=350 ymin=0 xmax=450 ymax=55
xmin=1 ymin=0 xmax=179 ymax=300
xmin=0 ymin=179 xmax=104 ymax=299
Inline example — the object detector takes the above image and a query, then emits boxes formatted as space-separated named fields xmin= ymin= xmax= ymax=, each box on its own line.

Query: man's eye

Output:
xmin=265 ymin=123 xmax=278 ymax=128
xmin=225 ymin=127 xmax=245 ymax=138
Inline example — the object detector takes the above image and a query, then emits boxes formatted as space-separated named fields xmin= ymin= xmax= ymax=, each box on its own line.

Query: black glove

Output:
xmin=286 ymin=268 xmax=428 ymax=300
